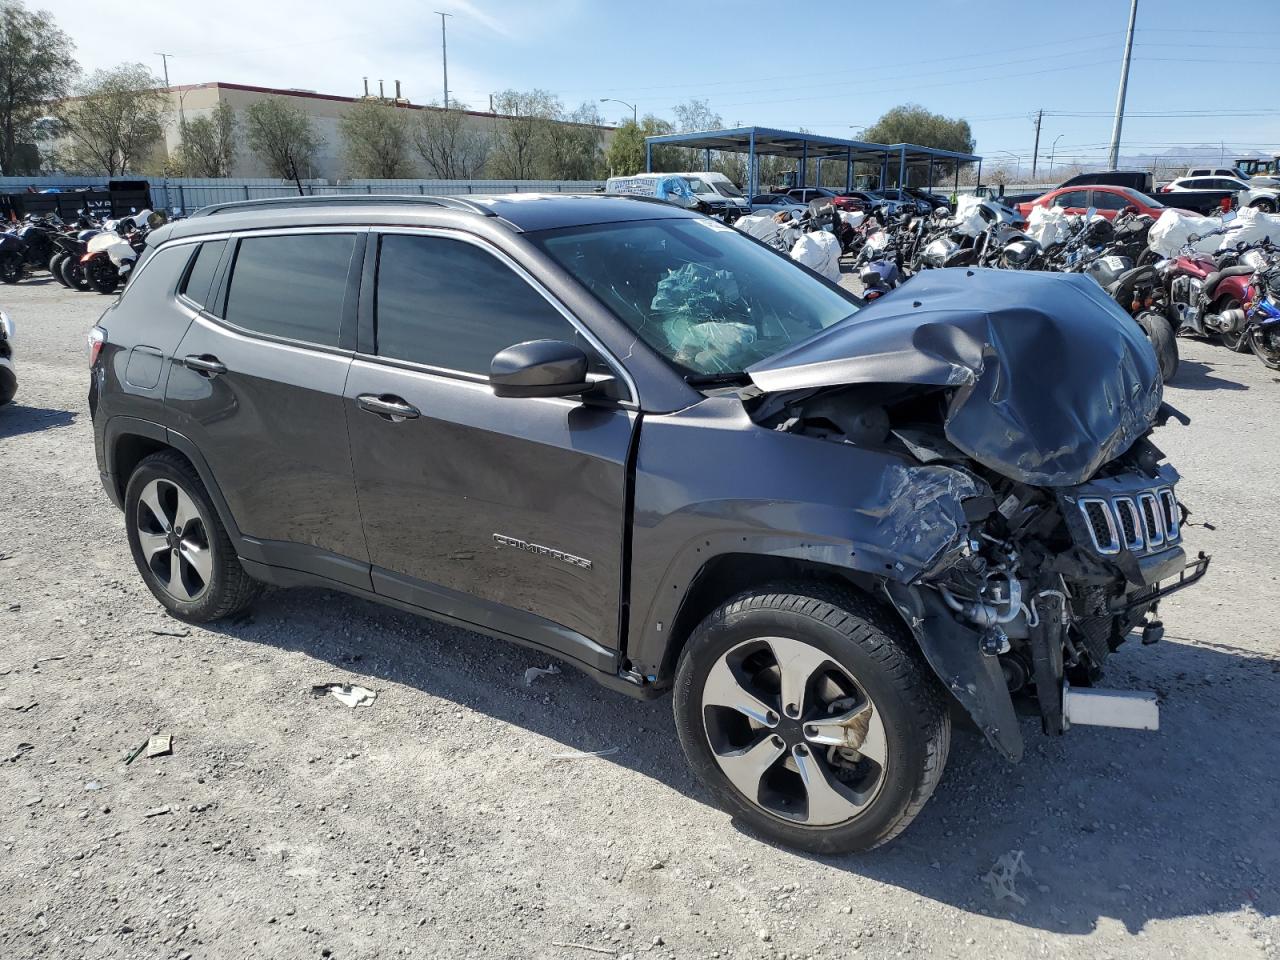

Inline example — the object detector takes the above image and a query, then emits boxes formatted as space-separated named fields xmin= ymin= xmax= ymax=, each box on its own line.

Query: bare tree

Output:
xmin=178 ymin=101 xmax=237 ymax=177
xmin=488 ymin=89 xmax=559 ymax=179
xmin=413 ymin=102 xmax=489 ymax=179
xmin=56 ymin=63 xmax=166 ymax=176
xmin=0 ymin=0 xmax=78 ymax=175
xmin=244 ymin=96 xmax=321 ymax=184
xmin=339 ymin=99 xmax=413 ymax=178
xmin=543 ymin=102 xmax=603 ymax=180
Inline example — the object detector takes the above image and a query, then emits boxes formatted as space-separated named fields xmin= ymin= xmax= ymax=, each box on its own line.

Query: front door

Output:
xmin=166 ymin=230 xmax=370 ymax=585
xmin=344 ymin=230 xmax=636 ymax=668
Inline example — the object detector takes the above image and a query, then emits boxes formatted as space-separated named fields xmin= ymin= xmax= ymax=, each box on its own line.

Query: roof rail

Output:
xmin=189 ymin=193 xmax=497 ymax=219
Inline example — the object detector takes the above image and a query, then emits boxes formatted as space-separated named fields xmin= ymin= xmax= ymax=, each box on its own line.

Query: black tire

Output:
xmin=124 ymin=451 xmax=262 ymax=622
xmin=60 ymin=256 xmax=89 ymax=291
xmin=49 ymin=253 xmax=69 ymax=286
xmin=1249 ymin=325 xmax=1280 ymax=370
xmin=1215 ymin=298 xmax=1250 ymax=352
xmin=0 ymin=367 xmax=16 ymax=406
xmin=0 ymin=251 xmax=21 ymax=284
xmin=1251 ymin=199 xmax=1276 ymax=214
xmin=86 ymin=258 xmax=119 ymax=294
xmin=673 ymin=583 xmax=951 ymax=854
xmin=1138 ymin=311 xmax=1179 ymax=382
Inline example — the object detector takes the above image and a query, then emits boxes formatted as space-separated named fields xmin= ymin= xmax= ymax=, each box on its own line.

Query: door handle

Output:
xmin=182 ymin=354 xmax=227 ymax=377
xmin=357 ymin=394 xmax=420 ymax=421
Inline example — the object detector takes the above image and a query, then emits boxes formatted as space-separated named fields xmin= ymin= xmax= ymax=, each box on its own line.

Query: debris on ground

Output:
xmin=146 ymin=735 xmax=173 ymax=758
xmin=524 ymin=663 xmax=561 ymax=686
xmin=143 ymin=805 xmax=171 ymax=818
xmin=5 ymin=743 xmax=34 ymax=763
xmin=311 ymin=683 xmax=377 ymax=708
xmin=3 ymin=699 xmax=37 ymax=712
xmin=124 ymin=736 xmax=152 ymax=765
xmin=549 ymin=747 xmax=620 ymax=761
xmin=148 ymin=627 xmax=190 ymax=637
xmin=550 ymin=942 xmax=617 ymax=956
xmin=983 ymin=849 xmax=1033 ymax=905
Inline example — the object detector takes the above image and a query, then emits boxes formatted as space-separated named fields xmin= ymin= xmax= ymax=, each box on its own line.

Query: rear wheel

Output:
xmin=673 ymin=583 xmax=950 ymax=853
xmin=1251 ymin=199 xmax=1276 ymax=214
xmin=60 ymin=256 xmax=89 ymax=291
xmin=1138 ymin=311 xmax=1179 ymax=382
xmin=48 ymin=253 xmax=69 ymax=286
xmin=1216 ymin=297 xmax=1250 ymax=352
xmin=124 ymin=451 xmax=262 ymax=622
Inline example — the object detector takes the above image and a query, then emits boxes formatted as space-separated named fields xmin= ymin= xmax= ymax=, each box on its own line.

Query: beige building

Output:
xmin=153 ymin=81 xmax=615 ymax=179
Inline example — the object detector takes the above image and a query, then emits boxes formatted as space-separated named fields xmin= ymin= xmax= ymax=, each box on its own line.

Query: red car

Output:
xmin=1016 ymin=185 xmax=1165 ymax=220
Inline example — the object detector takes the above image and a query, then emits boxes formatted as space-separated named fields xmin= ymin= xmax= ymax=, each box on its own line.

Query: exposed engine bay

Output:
xmin=738 ymin=269 xmax=1211 ymax=761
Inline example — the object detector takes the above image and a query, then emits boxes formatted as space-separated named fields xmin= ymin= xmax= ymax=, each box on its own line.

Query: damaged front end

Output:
xmin=745 ymin=269 xmax=1210 ymax=761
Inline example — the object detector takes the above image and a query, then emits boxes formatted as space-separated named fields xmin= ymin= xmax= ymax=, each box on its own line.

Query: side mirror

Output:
xmin=490 ymin=339 xmax=599 ymax=399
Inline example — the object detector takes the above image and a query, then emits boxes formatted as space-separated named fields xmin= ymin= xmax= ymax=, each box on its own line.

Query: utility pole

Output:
xmin=1107 ymin=0 xmax=1139 ymax=170
xmin=1031 ymin=109 xmax=1043 ymax=179
xmin=434 ymin=11 xmax=452 ymax=109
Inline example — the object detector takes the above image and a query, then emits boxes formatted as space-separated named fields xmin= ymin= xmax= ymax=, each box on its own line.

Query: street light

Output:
xmin=599 ymin=98 xmax=637 ymax=124
xmin=1048 ymin=134 xmax=1064 ymax=178
xmin=996 ymin=150 xmax=1021 ymax=179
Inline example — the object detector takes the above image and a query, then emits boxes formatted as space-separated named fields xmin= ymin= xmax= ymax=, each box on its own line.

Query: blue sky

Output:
xmin=56 ymin=0 xmax=1280 ymax=170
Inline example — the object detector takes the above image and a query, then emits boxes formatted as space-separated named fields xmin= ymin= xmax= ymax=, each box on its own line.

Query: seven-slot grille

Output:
xmin=1077 ymin=488 xmax=1180 ymax=555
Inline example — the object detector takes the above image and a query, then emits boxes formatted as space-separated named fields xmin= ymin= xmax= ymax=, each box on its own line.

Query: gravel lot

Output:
xmin=2 ymin=275 xmax=1278 ymax=960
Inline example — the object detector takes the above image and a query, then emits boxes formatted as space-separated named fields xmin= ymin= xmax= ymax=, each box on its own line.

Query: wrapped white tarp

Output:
xmin=1147 ymin=209 xmax=1229 ymax=257
xmin=1026 ymin=205 xmax=1069 ymax=247
xmin=734 ymin=213 xmax=784 ymax=246
xmin=953 ymin=195 xmax=988 ymax=237
xmin=839 ymin=210 xmax=866 ymax=229
xmin=790 ymin=231 xmax=842 ymax=282
xmin=1213 ymin=205 xmax=1280 ymax=250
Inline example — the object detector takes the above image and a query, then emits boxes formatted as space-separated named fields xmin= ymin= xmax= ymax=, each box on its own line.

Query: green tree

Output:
xmin=0 ymin=0 xmax=78 ymax=175
xmin=178 ymin=101 xmax=237 ymax=177
xmin=862 ymin=103 xmax=975 ymax=184
xmin=339 ymin=99 xmax=413 ymax=178
xmin=56 ymin=63 xmax=166 ymax=176
xmin=413 ymin=102 xmax=489 ymax=179
xmin=604 ymin=115 xmax=676 ymax=176
xmin=244 ymin=96 xmax=321 ymax=181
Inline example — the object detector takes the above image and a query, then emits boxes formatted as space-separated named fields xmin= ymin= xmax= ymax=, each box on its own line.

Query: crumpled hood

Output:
xmin=747 ymin=269 xmax=1162 ymax=486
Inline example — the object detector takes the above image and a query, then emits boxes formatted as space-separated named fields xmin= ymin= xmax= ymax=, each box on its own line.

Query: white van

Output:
xmin=605 ymin=172 xmax=745 ymax=220
xmin=673 ymin=171 xmax=750 ymax=217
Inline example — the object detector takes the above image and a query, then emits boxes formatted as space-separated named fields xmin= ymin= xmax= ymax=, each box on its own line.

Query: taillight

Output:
xmin=87 ymin=326 xmax=106 ymax=367
xmin=81 ymin=253 xmax=93 ymax=263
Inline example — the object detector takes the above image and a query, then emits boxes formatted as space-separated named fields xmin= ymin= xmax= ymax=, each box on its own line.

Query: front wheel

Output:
xmin=0 ymin=251 xmax=22 ymax=284
xmin=124 ymin=451 xmax=262 ymax=621
xmin=60 ymin=256 xmax=89 ymax=291
xmin=673 ymin=584 xmax=951 ymax=853
xmin=1138 ymin=311 xmax=1180 ymax=382
xmin=86 ymin=257 xmax=119 ymax=294
xmin=1250 ymin=324 xmax=1280 ymax=370
xmin=1251 ymin=199 xmax=1276 ymax=214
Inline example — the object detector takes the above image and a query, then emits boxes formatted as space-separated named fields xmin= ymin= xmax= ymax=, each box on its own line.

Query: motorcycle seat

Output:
xmin=1203 ymin=264 xmax=1256 ymax=300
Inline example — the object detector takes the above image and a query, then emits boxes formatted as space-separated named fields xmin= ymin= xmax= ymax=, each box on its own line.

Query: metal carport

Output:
xmin=644 ymin=126 xmax=982 ymax=200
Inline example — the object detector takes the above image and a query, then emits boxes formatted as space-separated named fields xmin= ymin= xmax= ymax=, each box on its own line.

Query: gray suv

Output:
xmin=89 ymin=194 xmax=1207 ymax=852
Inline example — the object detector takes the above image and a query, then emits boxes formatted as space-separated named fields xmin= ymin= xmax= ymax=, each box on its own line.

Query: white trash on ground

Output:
xmin=789 ymin=231 xmax=842 ymax=282
xmin=523 ymin=663 xmax=561 ymax=686
xmin=983 ymin=849 xmax=1033 ymax=905
xmin=313 ymin=682 xmax=377 ymax=708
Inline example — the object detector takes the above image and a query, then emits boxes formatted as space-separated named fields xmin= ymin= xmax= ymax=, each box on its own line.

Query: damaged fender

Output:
xmin=882 ymin=580 xmax=1024 ymax=762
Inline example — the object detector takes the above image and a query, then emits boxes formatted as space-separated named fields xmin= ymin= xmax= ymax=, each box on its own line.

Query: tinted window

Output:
xmin=225 ymin=233 xmax=356 ymax=347
xmin=375 ymin=234 xmax=589 ymax=375
xmin=1053 ymin=190 xmax=1089 ymax=209
xmin=1212 ymin=179 xmax=1242 ymax=190
xmin=180 ymin=239 xmax=226 ymax=310
xmin=1091 ymin=190 xmax=1129 ymax=211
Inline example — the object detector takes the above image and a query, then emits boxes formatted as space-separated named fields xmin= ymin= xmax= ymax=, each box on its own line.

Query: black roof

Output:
xmin=175 ymin=193 xmax=697 ymax=235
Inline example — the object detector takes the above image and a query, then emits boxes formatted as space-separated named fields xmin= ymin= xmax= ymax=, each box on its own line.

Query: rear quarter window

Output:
xmin=179 ymin=239 xmax=227 ymax=311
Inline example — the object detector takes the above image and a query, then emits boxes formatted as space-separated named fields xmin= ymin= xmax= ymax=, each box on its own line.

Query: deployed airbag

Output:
xmin=747 ymin=269 xmax=1162 ymax=486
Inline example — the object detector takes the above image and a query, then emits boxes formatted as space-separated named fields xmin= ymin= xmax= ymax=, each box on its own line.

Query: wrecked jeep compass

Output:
xmin=88 ymin=195 xmax=1208 ymax=852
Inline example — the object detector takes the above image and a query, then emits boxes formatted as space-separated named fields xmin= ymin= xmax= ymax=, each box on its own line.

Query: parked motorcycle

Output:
xmin=1155 ymin=220 xmax=1252 ymax=347
xmin=0 ymin=231 xmax=27 ymax=284
xmin=1239 ymin=264 xmax=1280 ymax=369
xmin=0 ymin=307 xmax=15 ymax=406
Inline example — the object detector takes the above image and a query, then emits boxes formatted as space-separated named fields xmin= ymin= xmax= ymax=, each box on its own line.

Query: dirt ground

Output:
xmin=1 ymin=274 xmax=1278 ymax=960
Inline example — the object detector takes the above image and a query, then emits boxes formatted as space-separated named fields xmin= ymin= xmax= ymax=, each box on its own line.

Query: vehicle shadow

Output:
xmin=196 ymin=584 xmax=1280 ymax=937
xmin=1167 ymin=357 xmax=1251 ymax=392
xmin=0 ymin=404 xmax=77 ymax=439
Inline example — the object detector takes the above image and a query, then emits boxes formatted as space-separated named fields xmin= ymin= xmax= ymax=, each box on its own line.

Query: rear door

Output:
xmin=343 ymin=229 xmax=637 ymax=668
xmin=166 ymin=229 xmax=371 ymax=586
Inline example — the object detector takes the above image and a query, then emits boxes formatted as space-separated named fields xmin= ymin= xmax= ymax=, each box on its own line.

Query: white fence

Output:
xmin=0 ymin=176 xmax=607 ymax=214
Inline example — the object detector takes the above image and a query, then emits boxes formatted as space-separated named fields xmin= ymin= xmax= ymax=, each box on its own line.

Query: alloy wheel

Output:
xmin=700 ymin=636 xmax=888 ymax=826
xmin=135 ymin=478 xmax=213 ymax=602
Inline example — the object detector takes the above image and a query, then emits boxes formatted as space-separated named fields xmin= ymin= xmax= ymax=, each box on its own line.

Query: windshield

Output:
xmin=1123 ymin=187 xmax=1163 ymax=208
xmin=684 ymin=178 xmax=716 ymax=196
xmin=531 ymin=218 xmax=859 ymax=378
xmin=712 ymin=181 xmax=744 ymax=198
